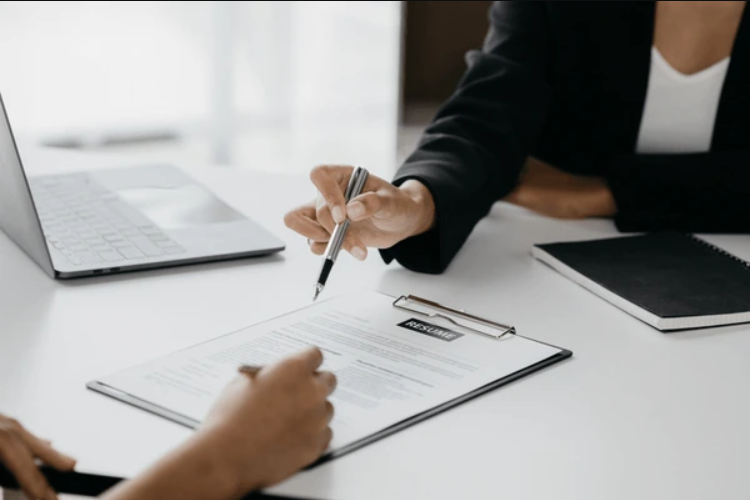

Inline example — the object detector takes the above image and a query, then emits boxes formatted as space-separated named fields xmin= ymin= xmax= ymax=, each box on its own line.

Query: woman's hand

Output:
xmin=284 ymin=165 xmax=436 ymax=260
xmin=199 ymin=347 xmax=337 ymax=495
xmin=0 ymin=414 xmax=76 ymax=500
xmin=100 ymin=348 xmax=337 ymax=500
xmin=504 ymin=157 xmax=617 ymax=219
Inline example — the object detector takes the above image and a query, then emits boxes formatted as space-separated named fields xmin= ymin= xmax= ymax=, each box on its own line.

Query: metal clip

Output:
xmin=392 ymin=295 xmax=516 ymax=340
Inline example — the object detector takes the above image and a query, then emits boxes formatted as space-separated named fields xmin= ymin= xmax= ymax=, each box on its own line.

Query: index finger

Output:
xmin=0 ymin=432 xmax=56 ymax=500
xmin=309 ymin=165 xmax=353 ymax=224
xmin=19 ymin=427 xmax=76 ymax=471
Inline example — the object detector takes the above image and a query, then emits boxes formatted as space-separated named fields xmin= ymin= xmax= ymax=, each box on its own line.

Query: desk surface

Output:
xmin=3 ymin=147 xmax=750 ymax=500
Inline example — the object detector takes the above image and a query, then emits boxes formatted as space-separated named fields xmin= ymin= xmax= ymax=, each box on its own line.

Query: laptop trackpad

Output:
xmin=116 ymin=184 xmax=246 ymax=230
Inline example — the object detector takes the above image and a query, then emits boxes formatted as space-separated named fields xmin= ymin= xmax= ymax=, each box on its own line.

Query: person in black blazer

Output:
xmin=285 ymin=1 xmax=750 ymax=274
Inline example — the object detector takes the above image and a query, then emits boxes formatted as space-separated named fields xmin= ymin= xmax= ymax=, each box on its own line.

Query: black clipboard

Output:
xmin=4 ymin=293 xmax=572 ymax=498
xmin=309 ymin=294 xmax=573 ymax=466
xmin=0 ymin=463 xmax=308 ymax=499
xmin=0 ymin=465 xmax=121 ymax=497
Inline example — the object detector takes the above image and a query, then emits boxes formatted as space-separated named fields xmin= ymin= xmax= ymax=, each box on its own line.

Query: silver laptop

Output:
xmin=0 ymin=94 xmax=285 ymax=279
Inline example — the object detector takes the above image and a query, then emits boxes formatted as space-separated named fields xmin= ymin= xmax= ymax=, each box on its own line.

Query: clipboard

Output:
xmin=53 ymin=290 xmax=572 ymax=498
xmin=88 ymin=291 xmax=572 ymax=464
xmin=310 ymin=293 xmax=572 ymax=466
xmin=0 ymin=463 xmax=300 ymax=499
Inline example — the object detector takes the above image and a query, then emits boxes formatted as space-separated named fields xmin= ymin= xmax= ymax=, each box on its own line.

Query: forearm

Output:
xmin=381 ymin=2 xmax=553 ymax=273
xmin=100 ymin=432 xmax=245 ymax=500
xmin=607 ymin=150 xmax=750 ymax=232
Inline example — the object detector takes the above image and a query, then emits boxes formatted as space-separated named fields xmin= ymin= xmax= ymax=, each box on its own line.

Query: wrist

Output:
xmin=100 ymin=425 xmax=252 ymax=500
xmin=399 ymin=180 xmax=436 ymax=237
xmin=186 ymin=426 xmax=257 ymax=500
xmin=585 ymin=179 xmax=617 ymax=217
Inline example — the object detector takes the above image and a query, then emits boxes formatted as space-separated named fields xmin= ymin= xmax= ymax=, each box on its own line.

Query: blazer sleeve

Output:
xmin=379 ymin=1 xmax=553 ymax=274
xmin=607 ymin=151 xmax=750 ymax=233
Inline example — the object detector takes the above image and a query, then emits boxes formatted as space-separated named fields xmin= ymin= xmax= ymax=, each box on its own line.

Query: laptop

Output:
xmin=0 ymin=94 xmax=285 ymax=279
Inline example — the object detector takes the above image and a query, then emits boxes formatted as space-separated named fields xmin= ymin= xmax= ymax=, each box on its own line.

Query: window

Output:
xmin=0 ymin=1 xmax=403 ymax=178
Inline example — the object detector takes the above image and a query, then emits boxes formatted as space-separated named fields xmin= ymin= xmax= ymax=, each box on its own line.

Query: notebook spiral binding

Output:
xmin=685 ymin=233 xmax=750 ymax=269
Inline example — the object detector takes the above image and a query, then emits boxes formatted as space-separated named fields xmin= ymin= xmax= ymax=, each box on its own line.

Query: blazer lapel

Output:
xmin=712 ymin=4 xmax=750 ymax=150
xmin=593 ymin=1 xmax=656 ymax=153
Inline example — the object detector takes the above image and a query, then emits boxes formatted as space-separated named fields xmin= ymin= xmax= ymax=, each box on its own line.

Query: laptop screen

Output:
xmin=0 ymin=94 xmax=55 ymax=277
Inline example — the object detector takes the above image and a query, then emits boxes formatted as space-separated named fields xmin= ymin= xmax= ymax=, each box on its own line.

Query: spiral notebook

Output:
xmin=532 ymin=231 xmax=750 ymax=331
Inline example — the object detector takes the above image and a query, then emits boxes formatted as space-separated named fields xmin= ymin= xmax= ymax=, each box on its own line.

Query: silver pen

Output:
xmin=313 ymin=166 xmax=370 ymax=301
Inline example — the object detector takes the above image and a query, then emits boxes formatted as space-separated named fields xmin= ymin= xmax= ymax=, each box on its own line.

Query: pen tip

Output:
xmin=313 ymin=285 xmax=323 ymax=302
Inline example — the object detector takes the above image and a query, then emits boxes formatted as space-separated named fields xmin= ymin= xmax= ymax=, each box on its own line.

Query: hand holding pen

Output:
xmin=283 ymin=166 xmax=438 ymax=296
xmin=312 ymin=166 xmax=369 ymax=300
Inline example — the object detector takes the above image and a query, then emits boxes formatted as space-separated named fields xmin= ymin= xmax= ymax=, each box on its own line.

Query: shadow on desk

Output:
xmin=661 ymin=321 xmax=750 ymax=341
xmin=57 ymin=253 xmax=286 ymax=287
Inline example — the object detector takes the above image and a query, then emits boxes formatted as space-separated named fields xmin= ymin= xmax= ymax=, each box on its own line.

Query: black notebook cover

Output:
xmin=532 ymin=232 xmax=750 ymax=331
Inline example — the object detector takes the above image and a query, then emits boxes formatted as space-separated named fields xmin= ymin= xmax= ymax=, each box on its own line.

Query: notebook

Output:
xmin=531 ymin=231 xmax=750 ymax=331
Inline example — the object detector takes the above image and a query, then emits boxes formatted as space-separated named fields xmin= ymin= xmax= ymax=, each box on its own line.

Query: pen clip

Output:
xmin=344 ymin=166 xmax=362 ymax=202
xmin=392 ymin=295 xmax=516 ymax=340
xmin=344 ymin=166 xmax=369 ymax=203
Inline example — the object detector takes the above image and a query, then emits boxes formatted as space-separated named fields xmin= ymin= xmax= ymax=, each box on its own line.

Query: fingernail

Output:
xmin=351 ymin=247 xmax=366 ymax=261
xmin=332 ymin=206 xmax=345 ymax=224
xmin=347 ymin=201 xmax=364 ymax=219
xmin=46 ymin=488 xmax=59 ymax=500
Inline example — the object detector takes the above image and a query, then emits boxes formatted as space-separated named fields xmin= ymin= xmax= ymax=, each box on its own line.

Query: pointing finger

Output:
xmin=19 ymin=427 xmax=76 ymax=471
xmin=315 ymin=195 xmax=337 ymax=234
xmin=310 ymin=166 xmax=351 ymax=225
xmin=284 ymin=206 xmax=331 ymax=243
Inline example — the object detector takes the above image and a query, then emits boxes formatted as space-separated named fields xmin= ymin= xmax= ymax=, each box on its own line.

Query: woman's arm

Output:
xmin=380 ymin=1 xmax=554 ymax=274
xmin=606 ymin=150 xmax=750 ymax=233
xmin=98 ymin=432 xmax=242 ymax=500
xmin=0 ymin=348 xmax=335 ymax=500
xmin=502 ymin=157 xmax=617 ymax=220
xmin=100 ymin=347 xmax=335 ymax=500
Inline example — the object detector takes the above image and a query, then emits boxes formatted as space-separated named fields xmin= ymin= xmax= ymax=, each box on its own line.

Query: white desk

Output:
xmin=3 ymin=147 xmax=750 ymax=500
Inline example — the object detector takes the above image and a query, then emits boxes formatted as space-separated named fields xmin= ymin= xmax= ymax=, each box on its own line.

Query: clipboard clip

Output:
xmin=392 ymin=295 xmax=516 ymax=340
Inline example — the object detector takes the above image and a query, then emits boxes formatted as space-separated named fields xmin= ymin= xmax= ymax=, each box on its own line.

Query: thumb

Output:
xmin=346 ymin=192 xmax=394 ymax=222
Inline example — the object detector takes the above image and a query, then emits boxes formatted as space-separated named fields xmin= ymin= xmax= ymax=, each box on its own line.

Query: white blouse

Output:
xmin=636 ymin=46 xmax=730 ymax=154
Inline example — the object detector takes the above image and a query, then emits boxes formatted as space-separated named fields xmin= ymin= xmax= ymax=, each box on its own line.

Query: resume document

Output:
xmin=90 ymin=290 xmax=568 ymax=457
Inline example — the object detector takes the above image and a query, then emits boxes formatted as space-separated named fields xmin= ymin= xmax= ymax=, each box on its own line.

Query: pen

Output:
xmin=313 ymin=166 xmax=370 ymax=302
xmin=238 ymin=364 xmax=263 ymax=376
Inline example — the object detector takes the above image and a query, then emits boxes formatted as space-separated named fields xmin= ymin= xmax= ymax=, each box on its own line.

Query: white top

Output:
xmin=636 ymin=46 xmax=730 ymax=154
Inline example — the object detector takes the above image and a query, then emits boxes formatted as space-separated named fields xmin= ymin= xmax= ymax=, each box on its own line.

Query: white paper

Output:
xmin=95 ymin=290 xmax=562 ymax=452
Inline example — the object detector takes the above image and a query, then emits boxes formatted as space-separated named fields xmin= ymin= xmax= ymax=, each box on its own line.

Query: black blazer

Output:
xmin=382 ymin=1 xmax=750 ymax=274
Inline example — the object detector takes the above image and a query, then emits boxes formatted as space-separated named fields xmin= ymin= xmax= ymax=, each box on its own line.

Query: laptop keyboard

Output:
xmin=29 ymin=174 xmax=186 ymax=267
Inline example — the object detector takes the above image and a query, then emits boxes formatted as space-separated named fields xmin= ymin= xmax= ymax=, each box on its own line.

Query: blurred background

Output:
xmin=0 ymin=0 xmax=492 ymax=180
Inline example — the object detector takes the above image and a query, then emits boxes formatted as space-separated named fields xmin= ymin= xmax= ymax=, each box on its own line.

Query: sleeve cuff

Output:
xmin=377 ymin=172 xmax=448 ymax=274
